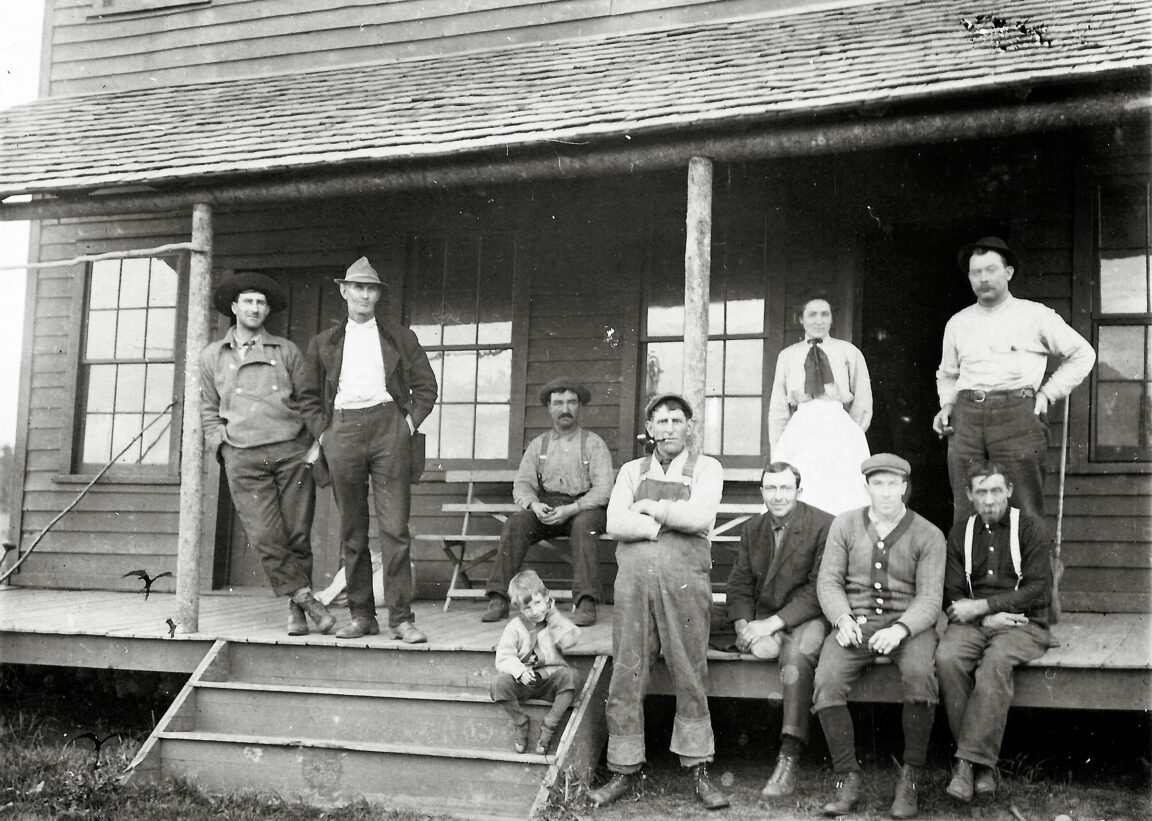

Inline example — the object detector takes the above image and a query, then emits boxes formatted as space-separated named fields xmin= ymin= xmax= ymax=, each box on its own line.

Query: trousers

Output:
xmin=485 ymin=503 xmax=606 ymax=603
xmin=322 ymin=402 xmax=414 ymax=626
xmin=221 ymin=436 xmax=316 ymax=596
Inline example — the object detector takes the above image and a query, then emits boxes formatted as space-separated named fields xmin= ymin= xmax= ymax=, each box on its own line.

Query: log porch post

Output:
xmin=176 ymin=202 xmax=213 ymax=632
xmin=683 ymin=156 xmax=712 ymax=456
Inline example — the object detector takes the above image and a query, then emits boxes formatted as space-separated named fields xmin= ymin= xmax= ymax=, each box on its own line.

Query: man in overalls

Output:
xmin=587 ymin=393 xmax=729 ymax=810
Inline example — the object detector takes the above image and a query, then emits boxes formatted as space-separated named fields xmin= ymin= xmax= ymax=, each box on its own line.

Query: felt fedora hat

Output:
xmin=538 ymin=376 xmax=591 ymax=406
xmin=957 ymin=236 xmax=1019 ymax=271
xmin=333 ymin=256 xmax=385 ymax=287
xmin=212 ymin=271 xmax=287 ymax=316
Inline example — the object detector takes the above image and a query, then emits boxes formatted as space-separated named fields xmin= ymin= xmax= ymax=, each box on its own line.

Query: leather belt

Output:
xmin=958 ymin=388 xmax=1035 ymax=403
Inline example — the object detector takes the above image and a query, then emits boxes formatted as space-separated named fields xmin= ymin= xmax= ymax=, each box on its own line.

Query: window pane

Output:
xmin=708 ymin=297 xmax=724 ymax=333
xmin=144 ymin=363 xmax=175 ymax=412
xmin=115 ymin=309 xmax=147 ymax=358
xmin=703 ymin=396 xmax=722 ymax=454
xmin=120 ymin=258 xmax=151 ymax=308
xmin=112 ymin=413 xmax=144 ymax=463
xmin=441 ymin=351 xmax=477 ymax=402
xmin=409 ymin=239 xmax=445 ymax=346
xmin=86 ymin=365 xmax=117 ymax=412
xmin=725 ymin=339 xmax=763 ymax=395
xmin=149 ymin=259 xmax=179 ymax=307
xmin=1099 ymin=253 xmax=1150 ymax=314
xmin=1100 ymin=183 xmax=1149 ymax=249
xmin=425 ymin=351 xmax=443 ymax=395
xmin=439 ymin=404 xmax=475 ymax=459
xmin=706 ymin=340 xmax=724 ymax=394
xmin=476 ymin=349 xmax=511 ymax=402
xmin=723 ymin=396 xmax=762 ymax=455
xmin=82 ymin=414 xmax=113 ymax=464
xmin=477 ymin=236 xmax=514 ymax=344
xmin=1098 ymin=326 xmax=1145 ymax=380
xmin=474 ymin=405 xmax=509 ymax=459
xmin=115 ymin=364 xmax=146 ymax=412
xmin=1096 ymin=382 xmax=1142 ymax=447
xmin=645 ymin=342 xmax=683 ymax=401
xmin=86 ymin=311 xmax=117 ymax=360
xmin=140 ymin=413 xmax=172 ymax=464
xmin=422 ymin=406 xmax=441 ymax=459
xmin=648 ymin=275 xmax=685 ymax=337
xmin=90 ymin=261 xmax=120 ymax=309
xmin=146 ymin=307 xmax=176 ymax=359
xmin=441 ymin=238 xmax=478 ymax=346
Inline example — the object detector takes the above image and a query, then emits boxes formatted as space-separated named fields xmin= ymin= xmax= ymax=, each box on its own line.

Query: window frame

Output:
xmin=57 ymin=252 xmax=189 ymax=483
xmin=1071 ymin=171 xmax=1152 ymax=473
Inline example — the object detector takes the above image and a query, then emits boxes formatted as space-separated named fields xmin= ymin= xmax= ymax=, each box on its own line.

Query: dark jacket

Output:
xmin=725 ymin=500 xmax=835 ymax=629
xmin=298 ymin=318 xmax=438 ymax=439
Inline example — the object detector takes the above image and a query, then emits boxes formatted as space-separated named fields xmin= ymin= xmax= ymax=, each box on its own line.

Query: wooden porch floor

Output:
xmin=1 ymin=587 xmax=1149 ymax=710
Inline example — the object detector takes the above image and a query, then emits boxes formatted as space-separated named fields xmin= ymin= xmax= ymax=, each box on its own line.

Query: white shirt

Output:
xmin=768 ymin=336 xmax=873 ymax=448
xmin=334 ymin=317 xmax=394 ymax=409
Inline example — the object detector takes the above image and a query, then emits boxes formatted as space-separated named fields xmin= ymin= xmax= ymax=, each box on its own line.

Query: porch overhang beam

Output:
xmin=0 ymin=90 xmax=1146 ymax=222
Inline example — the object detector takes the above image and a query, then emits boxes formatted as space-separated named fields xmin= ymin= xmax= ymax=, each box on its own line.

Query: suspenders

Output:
xmin=963 ymin=508 xmax=1022 ymax=598
xmin=535 ymin=428 xmax=590 ymax=489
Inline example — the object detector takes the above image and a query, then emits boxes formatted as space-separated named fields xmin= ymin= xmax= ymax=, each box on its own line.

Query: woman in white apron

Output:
xmin=768 ymin=295 xmax=873 ymax=515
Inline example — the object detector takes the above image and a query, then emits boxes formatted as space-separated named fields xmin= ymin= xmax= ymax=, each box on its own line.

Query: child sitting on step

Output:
xmin=490 ymin=570 xmax=582 ymax=755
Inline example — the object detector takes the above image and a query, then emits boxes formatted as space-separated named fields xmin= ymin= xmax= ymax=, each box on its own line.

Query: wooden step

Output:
xmin=192 ymin=684 xmax=564 ymax=754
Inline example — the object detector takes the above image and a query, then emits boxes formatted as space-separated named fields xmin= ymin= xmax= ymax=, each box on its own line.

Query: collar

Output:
xmin=769 ymin=507 xmax=798 ymax=531
xmin=649 ymin=447 xmax=688 ymax=477
xmin=978 ymin=509 xmax=1012 ymax=529
xmin=345 ymin=316 xmax=379 ymax=333
xmin=225 ymin=326 xmax=264 ymax=349
xmin=549 ymin=426 xmax=583 ymax=440
xmin=868 ymin=504 xmax=907 ymax=528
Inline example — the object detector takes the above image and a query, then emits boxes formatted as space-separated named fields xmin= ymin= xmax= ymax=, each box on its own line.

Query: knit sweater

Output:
xmin=493 ymin=606 xmax=582 ymax=679
xmin=818 ymin=507 xmax=946 ymax=637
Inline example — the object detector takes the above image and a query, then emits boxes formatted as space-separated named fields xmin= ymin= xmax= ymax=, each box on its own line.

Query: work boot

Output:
xmin=512 ymin=720 xmax=530 ymax=754
xmin=587 ymin=772 xmax=636 ymax=807
xmin=294 ymin=591 xmax=335 ymax=635
xmin=946 ymin=759 xmax=974 ymax=802
xmin=571 ymin=597 xmax=597 ymax=627
xmin=891 ymin=764 xmax=922 ymax=819
xmin=822 ymin=770 xmax=861 ymax=817
xmin=761 ymin=753 xmax=798 ymax=797
xmin=534 ymin=722 xmax=556 ymax=755
xmin=690 ymin=764 xmax=730 ymax=810
xmin=287 ymin=600 xmax=308 ymax=636
xmin=482 ymin=596 xmax=509 ymax=622
xmin=335 ymin=616 xmax=380 ymax=639
xmin=974 ymin=765 xmax=997 ymax=796
xmin=389 ymin=621 xmax=427 ymax=644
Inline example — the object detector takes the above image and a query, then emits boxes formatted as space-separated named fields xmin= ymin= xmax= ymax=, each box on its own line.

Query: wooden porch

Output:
xmin=1 ymin=586 xmax=1148 ymax=712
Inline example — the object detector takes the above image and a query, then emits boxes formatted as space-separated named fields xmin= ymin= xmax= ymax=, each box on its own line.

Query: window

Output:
xmin=1092 ymin=180 xmax=1152 ymax=462
xmin=76 ymin=257 xmax=181 ymax=473
xmin=642 ymin=228 xmax=765 ymax=456
xmin=408 ymin=235 xmax=516 ymax=461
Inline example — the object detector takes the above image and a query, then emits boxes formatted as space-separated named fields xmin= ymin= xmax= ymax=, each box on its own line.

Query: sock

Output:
xmin=901 ymin=701 xmax=935 ymax=769
xmin=779 ymin=733 xmax=804 ymax=759
xmin=290 ymin=587 xmax=313 ymax=604
xmin=818 ymin=706 xmax=859 ymax=773
xmin=545 ymin=690 xmax=574 ymax=728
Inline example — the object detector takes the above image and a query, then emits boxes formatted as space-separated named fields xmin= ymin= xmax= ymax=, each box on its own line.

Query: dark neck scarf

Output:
xmin=804 ymin=338 xmax=833 ymax=398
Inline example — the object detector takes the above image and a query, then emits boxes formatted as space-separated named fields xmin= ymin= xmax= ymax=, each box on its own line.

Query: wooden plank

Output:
xmin=534 ymin=654 xmax=610 ymax=808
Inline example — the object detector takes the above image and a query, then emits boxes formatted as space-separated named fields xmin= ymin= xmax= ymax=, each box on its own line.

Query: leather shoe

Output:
xmin=512 ymin=720 xmax=530 ymax=754
xmin=822 ymin=770 xmax=861 ymax=816
xmin=587 ymin=772 xmax=635 ymax=807
xmin=296 ymin=591 xmax=335 ymax=635
xmin=571 ymin=597 xmax=597 ymax=627
xmin=389 ymin=621 xmax=427 ymax=644
xmin=974 ymin=765 xmax=997 ymax=796
xmin=335 ymin=616 xmax=380 ymax=639
xmin=482 ymin=596 xmax=509 ymax=622
xmin=534 ymin=723 xmax=556 ymax=755
xmin=891 ymin=764 xmax=922 ymax=819
xmin=946 ymin=759 xmax=974 ymax=802
xmin=690 ymin=764 xmax=730 ymax=810
xmin=761 ymin=753 xmax=798 ymax=797
xmin=287 ymin=600 xmax=308 ymax=636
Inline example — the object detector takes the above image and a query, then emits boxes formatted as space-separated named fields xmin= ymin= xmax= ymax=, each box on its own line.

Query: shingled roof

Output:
xmin=0 ymin=0 xmax=1148 ymax=197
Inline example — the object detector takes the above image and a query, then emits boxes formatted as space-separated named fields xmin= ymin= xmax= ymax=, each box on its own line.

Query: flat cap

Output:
xmin=861 ymin=453 xmax=911 ymax=478
xmin=333 ymin=256 xmax=385 ymax=287
xmin=644 ymin=392 xmax=693 ymax=420
xmin=957 ymin=236 xmax=1018 ymax=271
xmin=212 ymin=271 xmax=287 ymax=316
xmin=538 ymin=376 xmax=591 ymax=406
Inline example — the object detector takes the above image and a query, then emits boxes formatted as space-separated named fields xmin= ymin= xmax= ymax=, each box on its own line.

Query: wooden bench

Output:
xmin=418 ymin=468 xmax=765 ymax=611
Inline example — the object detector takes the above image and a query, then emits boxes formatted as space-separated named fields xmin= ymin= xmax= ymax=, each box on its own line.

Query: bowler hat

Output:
xmin=861 ymin=453 xmax=911 ymax=478
xmin=538 ymin=377 xmax=591 ymax=406
xmin=333 ymin=256 xmax=385 ymax=287
xmin=645 ymin=392 xmax=694 ymax=420
xmin=957 ymin=236 xmax=1018 ymax=271
xmin=212 ymin=271 xmax=287 ymax=317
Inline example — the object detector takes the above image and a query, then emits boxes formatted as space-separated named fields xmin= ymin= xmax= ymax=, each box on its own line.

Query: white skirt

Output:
xmin=773 ymin=400 xmax=871 ymax=516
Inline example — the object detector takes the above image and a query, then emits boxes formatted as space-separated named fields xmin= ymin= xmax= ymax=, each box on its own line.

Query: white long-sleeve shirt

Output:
xmin=936 ymin=296 xmax=1096 ymax=407
xmin=606 ymin=449 xmax=723 ymax=542
xmin=768 ymin=336 xmax=872 ymax=449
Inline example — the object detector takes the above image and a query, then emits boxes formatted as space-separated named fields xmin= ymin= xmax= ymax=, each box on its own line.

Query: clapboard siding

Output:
xmin=47 ymin=0 xmax=791 ymax=96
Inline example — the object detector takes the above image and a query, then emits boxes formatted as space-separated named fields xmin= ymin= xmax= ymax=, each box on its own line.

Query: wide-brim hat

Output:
xmin=212 ymin=271 xmax=287 ymax=317
xmin=861 ymin=453 xmax=912 ymax=478
xmin=644 ymin=392 xmax=694 ymax=420
xmin=538 ymin=376 xmax=591 ymax=406
xmin=957 ymin=236 xmax=1018 ymax=271
xmin=333 ymin=256 xmax=385 ymax=287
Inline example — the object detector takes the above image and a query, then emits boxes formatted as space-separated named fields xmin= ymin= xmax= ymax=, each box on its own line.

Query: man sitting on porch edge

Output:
xmin=482 ymin=376 xmax=613 ymax=627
